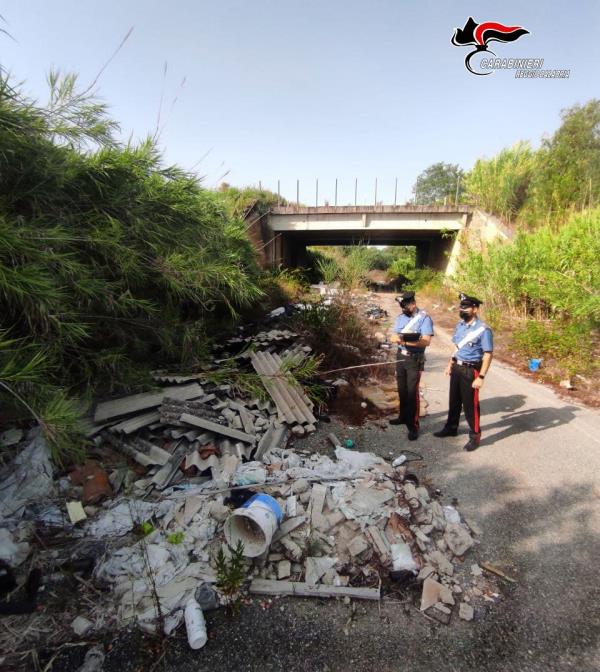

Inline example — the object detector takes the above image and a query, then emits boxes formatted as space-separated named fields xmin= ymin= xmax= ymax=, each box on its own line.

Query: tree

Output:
xmin=527 ymin=100 xmax=600 ymax=220
xmin=412 ymin=162 xmax=465 ymax=205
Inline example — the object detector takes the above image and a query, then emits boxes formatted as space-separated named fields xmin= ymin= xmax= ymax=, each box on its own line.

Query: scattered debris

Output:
xmin=0 ymin=298 xmax=497 ymax=660
xmin=249 ymin=579 xmax=380 ymax=600
xmin=67 ymin=501 xmax=87 ymax=524
xmin=459 ymin=601 xmax=474 ymax=621
xmin=480 ymin=562 xmax=517 ymax=583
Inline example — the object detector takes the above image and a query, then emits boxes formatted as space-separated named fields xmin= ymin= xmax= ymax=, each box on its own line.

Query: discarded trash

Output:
xmin=76 ymin=646 xmax=105 ymax=672
xmin=459 ymin=601 xmax=474 ymax=621
xmin=195 ymin=582 xmax=220 ymax=611
xmin=224 ymin=493 xmax=282 ymax=557
xmin=392 ymin=455 xmax=407 ymax=467
xmin=344 ymin=439 xmax=354 ymax=449
xmin=67 ymin=501 xmax=87 ymax=524
xmin=0 ymin=428 xmax=23 ymax=447
xmin=391 ymin=542 xmax=418 ymax=573
xmin=0 ymin=431 xmax=54 ymax=520
xmin=0 ymin=528 xmax=30 ymax=566
xmin=443 ymin=505 xmax=461 ymax=524
xmin=69 ymin=461 xmax=113 ymax=504
xmin=185 ymin=597 xmax=208 ymax=649
xmin=528 ymin=358 xmax=542 ymax=372
xmin=480 ymin=562 xmax=516 ymax=583
xmin=72 ymin=615 xmax=94 ymax=636
xmin=559 ymin=378 xmax=574 ymax=390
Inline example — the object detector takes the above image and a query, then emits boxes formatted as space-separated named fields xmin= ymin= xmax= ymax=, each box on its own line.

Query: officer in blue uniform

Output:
xmin=389 ymin=291 xmax=434 ymax=440
xmin=434 ymin=293 xmax=494 ymax=451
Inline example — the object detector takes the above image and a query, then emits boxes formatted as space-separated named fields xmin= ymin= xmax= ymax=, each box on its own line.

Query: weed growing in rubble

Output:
xmin=215 ymin=541 xmax=246 ymax=616
xmin=290 ymin=297 xmax=376 ymax=373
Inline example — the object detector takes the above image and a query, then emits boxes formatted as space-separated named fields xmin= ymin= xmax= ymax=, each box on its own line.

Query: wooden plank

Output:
xmin=94 ymin=383 xmax=204 ymax=422
xmin=180 ymin=413 xmax=256 ymax=444
xmin=249 ymin=579 xmax=380 ymax=601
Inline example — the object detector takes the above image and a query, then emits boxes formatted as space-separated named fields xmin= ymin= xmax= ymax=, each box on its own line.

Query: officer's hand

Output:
xmin=444 ymin=364 xmax=452 ymax=376
xmin=472 ymin=377 xmax=484 ymax=389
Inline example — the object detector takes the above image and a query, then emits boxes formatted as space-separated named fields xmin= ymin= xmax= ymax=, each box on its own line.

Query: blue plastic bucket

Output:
xmin=242 ymin=494 xmax=283 ymax=523
xmin=224 ymin=493 xmax=283 ymax=557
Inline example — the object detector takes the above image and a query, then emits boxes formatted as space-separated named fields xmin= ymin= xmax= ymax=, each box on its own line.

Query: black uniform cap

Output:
xmin=459 ymin=292 xmax=482 ymax=307
xmin=396 ymin=291 xmax=416 ymax=307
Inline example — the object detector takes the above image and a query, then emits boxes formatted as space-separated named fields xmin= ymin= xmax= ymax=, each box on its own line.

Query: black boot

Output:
xmin=407 ymin=429 xmax=419 ymax=441
xmin=463 ymin=435 xmax=481 ymax=452
xmin=433 ymin=427 xmax=458 ymax=438
xmin=389 ymin=417 xmax=404 ymax=426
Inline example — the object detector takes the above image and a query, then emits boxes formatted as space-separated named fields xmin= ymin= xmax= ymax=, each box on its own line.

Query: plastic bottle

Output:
xmin=184 ymin=597 xmax=208 ymax=649
xmin=392 ymin=455 xmax=407 ymax=467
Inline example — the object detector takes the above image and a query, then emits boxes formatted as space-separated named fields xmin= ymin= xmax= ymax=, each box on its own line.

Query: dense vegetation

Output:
xmin=454 ymin=208 xmax=600 ymax=375
xmin=411 ymin=101 xmax=600 ymax=382
xmin=0 ymin=75 xmax=266 ymax=455
xmin=413 ymin=100 xmax=600 ymax=226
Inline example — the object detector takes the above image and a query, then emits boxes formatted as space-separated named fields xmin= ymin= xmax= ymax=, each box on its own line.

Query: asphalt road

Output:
xmin=59 ymin=309 xmax=600 ymax=672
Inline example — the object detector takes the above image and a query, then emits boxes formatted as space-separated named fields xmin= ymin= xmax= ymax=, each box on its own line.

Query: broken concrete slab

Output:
xmin=417 ymin=565 xmax=437 ymax=582
xmin=94 ymin=383 xmax=204 ymax=422
xmin=420 ymin=577 xmax=444 ymax=611
xmin=348 ymin=535 xmax=369 ymax=557
xmin=346 ymin=485 xmax=394 ymax=517
xmin=459 ymin=602 xmax=474 ymax=621
xmin=428 ymin=550 xmax=454 ymax=577
xmin=278 ymin=560 xmax=291 ymax=580
xmin=439 ymin=584 xmax=456 ymax=606
xmin=365 ymin=526 xmax=392 ymax=565
xmin=249 ymin=579 xmax=380 ymax=601
xmin=272 ymin=516 xmax=307 ymax=542
xmin=444 ymin=523 xmax=474 ymax=557
xmin=180 ymin=414 xmax=256 ymax=444
xmin=279 ymin=537 xmax=303 ymax=562
xmin=309 ymin=483 xmax=327 ymax=529
xmin=110 ymin=411 xmax=161 ymax=435
xmin=305 ymin=556 xmax=337 ymax=585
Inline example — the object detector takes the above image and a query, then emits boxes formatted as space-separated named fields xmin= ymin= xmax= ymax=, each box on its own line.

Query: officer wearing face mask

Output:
xmin=434 ymin=293 xmax=494 ymax=451
xmin=389 ymin=291 xmax=434 ymax=440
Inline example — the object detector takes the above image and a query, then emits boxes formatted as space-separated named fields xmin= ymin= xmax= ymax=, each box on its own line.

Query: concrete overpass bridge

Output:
xmin=247 ymin=205 xmax=507 ymax=276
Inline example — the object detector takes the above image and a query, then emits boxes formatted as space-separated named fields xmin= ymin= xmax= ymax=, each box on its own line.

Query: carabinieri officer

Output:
xmin=434 ymin=293 xmax=493 ymax=451
xmin=389 ymin=291 xmax=434 ymax=441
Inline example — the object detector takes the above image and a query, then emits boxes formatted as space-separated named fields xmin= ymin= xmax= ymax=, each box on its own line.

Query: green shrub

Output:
xmin=0 ymin=72 xmax=264 ymax=460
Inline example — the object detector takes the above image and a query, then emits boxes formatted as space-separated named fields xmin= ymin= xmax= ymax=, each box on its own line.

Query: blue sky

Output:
xmin=2 ymin=1 xmax=599 ymax=204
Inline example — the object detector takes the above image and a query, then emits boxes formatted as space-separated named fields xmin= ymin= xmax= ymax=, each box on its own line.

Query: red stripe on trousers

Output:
xmin=415 ymin=371 xmax=422 ymax=428
xmin=473 ymin=369 xmax=480 ymax=433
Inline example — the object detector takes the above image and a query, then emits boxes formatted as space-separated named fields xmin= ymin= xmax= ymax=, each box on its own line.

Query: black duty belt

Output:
xmin=398 ymin=348 xmax=422 ymax=357
xmin=452 ymin=357 xmax=482 ymax=368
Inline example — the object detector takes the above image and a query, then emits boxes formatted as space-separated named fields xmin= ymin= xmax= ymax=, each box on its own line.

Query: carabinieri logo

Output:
xmin=452 ymin=17 xmax=530 ymax=75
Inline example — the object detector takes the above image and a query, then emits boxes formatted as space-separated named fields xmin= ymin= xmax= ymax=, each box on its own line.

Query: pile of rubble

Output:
xmin=77 ymin=328 xmax=318 ymax=495
xmin=1 ymin=429 xmax=484 ymax=640
xmin=0 ymin=307 xmax=499 ymax=660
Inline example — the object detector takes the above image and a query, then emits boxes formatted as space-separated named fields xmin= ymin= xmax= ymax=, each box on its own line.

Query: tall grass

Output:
xmin=0 ymin=73 xmax=263 ymax=458
xmin=453 ymin=208 xmax=600 ymax=375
